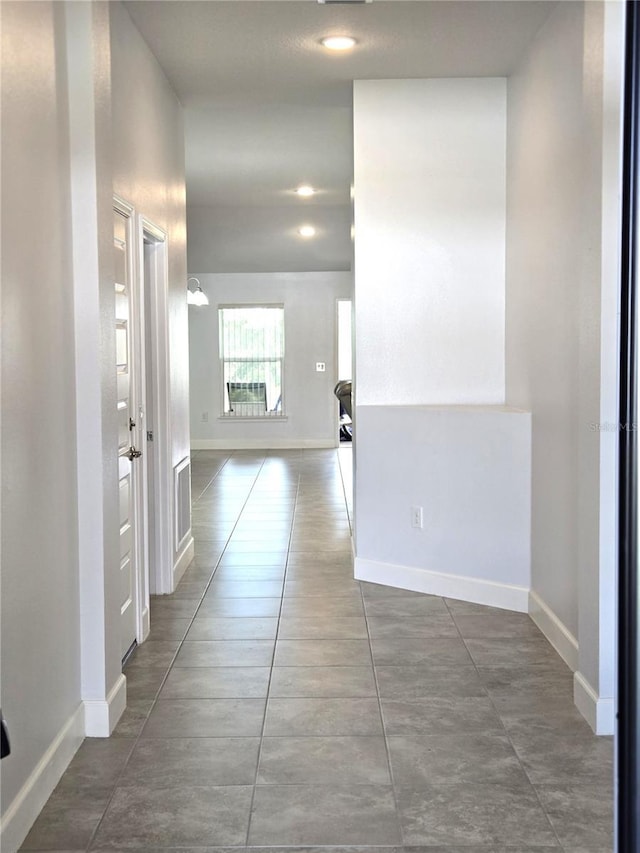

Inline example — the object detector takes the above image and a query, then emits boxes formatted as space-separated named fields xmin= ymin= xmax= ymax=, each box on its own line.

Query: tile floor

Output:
xmin=21 ymin=448 xmax=613 ymax=852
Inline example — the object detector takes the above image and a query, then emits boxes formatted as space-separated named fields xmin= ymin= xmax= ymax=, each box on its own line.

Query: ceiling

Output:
xmin=124 ymin=0 xmax=556 ymax=273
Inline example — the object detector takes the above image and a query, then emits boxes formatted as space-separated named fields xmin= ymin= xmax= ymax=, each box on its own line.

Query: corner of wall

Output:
xmin=528 ymin=589 xmax=579 ymax=671
xmin=84 ymin=674 xmax=127 ymax=738
xmin=574 ymin=670 xmax=615 ymax=736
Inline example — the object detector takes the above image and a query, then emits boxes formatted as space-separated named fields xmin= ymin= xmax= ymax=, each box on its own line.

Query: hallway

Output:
xmin=21 ymin=449 xmax=612 ymax=850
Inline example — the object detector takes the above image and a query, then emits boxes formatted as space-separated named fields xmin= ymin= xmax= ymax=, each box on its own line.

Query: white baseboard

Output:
xmin=173 ymin=534 xmax=194 ymax=588
xmin=528 ymin=589 xmax=579 ymax=672
xmin=574 ymin=670 xmax=615 ymax=735
xmin=354 ymin=556 xmax=529 ymax=612
xmin=0 ymin=703 xmax=85 ymax=853
xmin=190 ymin=439 xmax=336 ymax=450
xmin=84 ymin=673 xmax=127 ymax=737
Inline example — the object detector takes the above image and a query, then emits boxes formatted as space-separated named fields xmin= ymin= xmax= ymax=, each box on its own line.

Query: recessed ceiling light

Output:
xmin=321 ymin=36 xmax=356 ymax=51
xmin=298 ymin=225 xmax=316 ymax=238
xmin=296 ymin=185 xmax=316 ymax=197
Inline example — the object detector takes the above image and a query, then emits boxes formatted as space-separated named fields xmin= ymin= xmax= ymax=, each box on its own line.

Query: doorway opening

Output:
xmin=336 ymin=298 xmax=353 ymax=443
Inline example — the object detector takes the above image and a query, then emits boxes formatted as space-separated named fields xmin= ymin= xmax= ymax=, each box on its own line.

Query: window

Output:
xmin=219 ymin=305 xmax=284 ymax=417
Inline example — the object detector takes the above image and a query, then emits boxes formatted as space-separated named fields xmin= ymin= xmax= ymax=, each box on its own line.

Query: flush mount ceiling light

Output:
xmin=187 ymin=276 xmax=209 ymax=306
xmin=296 ymin=185 xmax=316 ymax=197
xmin=298 ymin=225 xmax=316 ymax=238
xmin=321 ymin=36 xmax=357 ymax=51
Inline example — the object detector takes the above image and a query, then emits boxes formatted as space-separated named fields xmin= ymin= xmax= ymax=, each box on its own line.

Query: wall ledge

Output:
xmin=574 ymin=671 xmax=615 ymax=736
xmin=354 ymin=556 xmax=529 ymax=612
xmin=528 ymin=589 xmax=579 ymax=672
xmin=355 ymin=404 xmax=530 ymax=414
xmin=0 ymin=703 xmax=85 ymax=853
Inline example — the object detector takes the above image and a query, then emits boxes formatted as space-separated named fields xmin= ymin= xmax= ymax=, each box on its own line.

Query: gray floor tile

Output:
xmin=146 ymin=617 xmax=192 ymax=641
xmin=123 ymin=665 xmax=170 ymax=700
xmin=288 ymin=539 xmax=352 ymax=553
xmin=278 ymin=616 xmax=368 ymax=639
xmin=388 ymin=733 xmax=527 ymax=787
xmin=367 ymin=614 xmax=459 ymax=639
xmin=364 ymin=597 xmax=450 ymax=618
xmin=120 ymin=737 xmax=260 ymax=786
xmin=396 ymin=781 xmax=558 ymax=845
xmin=55 ymin=739 xmax=134 ymax=789
xmin=141 ymin=698 xmax=266 ymax=737
xmin=125 ymin=640 xmax=180 ymax=668
xmin=497 ymin=701 xmax=595 ymax=737
xmin=479 ymin=664 xmax=574 ymax=698
xmin=187 ymin=617 xmax=278 ymax=640
xmin=169 ymin=581 xmax=209 ymax=599
xmin=160 ymin=666 xmax=271 ymax=698
xmin=283 ymin=579 xmax=361 ymax=597
xmin=274 ymin=639 xmax=372 ymax=666
xmin=284 ymin=563 xmax=354 ymax=578
xmin=361 ymin=582 xmax=434 ymax=600
xmin=535 ymin=782 xmax=614 ymax=848
xmin=371 ymin=637 xmax=473 ymax=666
xmin=149 ymin=598 xmax=200 ymax=619
xmin=453 ymin=611 xmax=542 ymax=638
xmin=465 ymin=637 xmax=564 ymax=668
xmin=111 ymin=699 xmax=154 ymax=738
xmin=91 ymin=785 xmax=253 ymax=848
xmin=380 ymin=696 xmax=504 ymax=735
xmin=270 ymin=666 xmax=377 ymax=698
xmin=286 ymin=552 xmax=353 ymax=568
xmin=257 ymin=735 xmax=391 ymax=785
xmin=196 ymin=597 xmax=282 ymax=618
xmin=248 ymin=785 xmax=401 ymax=845
xmin=212 ymin=567 xmax=286 ymax=581
xmin=264 ymin=697 xmax=383 ymax=735
xmin=21 ymin=786 xmax=112 ymax=850
xmin=204 ymin=580 xmax=284 ymax=598
xmin=280 ymin=597 xmax=364 ymax=618
xmin=444 ymin=598 xmax=520 ymax=617
xmin=174 ymin=640 xmax=275 ymax=667
xmin=376 ymin=665 xmax=487 ymax=698
xmin=509 ymin=730 xmax=614 ymax=785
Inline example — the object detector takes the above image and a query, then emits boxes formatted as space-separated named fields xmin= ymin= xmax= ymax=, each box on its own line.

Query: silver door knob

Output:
xmin=126 ymin=446 xmax=142 ymax=461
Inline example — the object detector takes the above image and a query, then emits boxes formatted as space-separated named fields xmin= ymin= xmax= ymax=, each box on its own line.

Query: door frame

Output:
xmin=137 ymin=216 xmax=173 ymax=598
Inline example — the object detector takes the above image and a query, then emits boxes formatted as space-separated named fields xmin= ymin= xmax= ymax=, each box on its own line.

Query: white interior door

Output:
xmin=114 ymin=204 xmax=140 ymax=660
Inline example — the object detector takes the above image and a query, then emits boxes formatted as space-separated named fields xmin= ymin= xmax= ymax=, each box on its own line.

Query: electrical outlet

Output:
xmin=411 ymin=506 xmax=423 ymax=529
xmin=316 ymin=362 xmax=326 ymax=372
xmin=202 ymin=411 xmax=209 ymax=423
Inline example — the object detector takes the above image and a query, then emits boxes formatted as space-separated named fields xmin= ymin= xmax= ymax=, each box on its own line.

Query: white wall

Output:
xmin=352 ymin=78 xmax=526 ymax=609
xmin=506 ymin=0 xmax=584 ymax=641
xmin=1 ymin=1 xmax=84 ymax=846
xmin=355 ymin=406 xmax=532 ymax=611
xmin=111 ymin=1 xmax=190 ymax=476
xmin=0 ymin=2 xmax=191 ymax=848
xmin=354 ymin=78 xmax=506 ymax=407
xmin=189 ymin=272 xmax=353 ymax=448
xmin=506 ymin=0 xmax=622 ymax=733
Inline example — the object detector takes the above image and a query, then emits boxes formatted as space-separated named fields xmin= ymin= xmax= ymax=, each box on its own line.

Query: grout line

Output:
xmin=361 ymin=580 xmax=405 ymax=846
xmin=244 ymin=451 xmax=301 ymax=845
